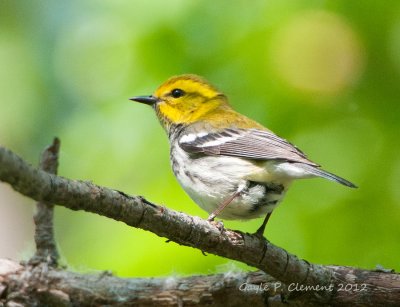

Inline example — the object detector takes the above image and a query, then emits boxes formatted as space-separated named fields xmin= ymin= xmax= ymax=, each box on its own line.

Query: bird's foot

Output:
xmin=208 ymin=219 xmax=225 ymax=233
xmin=253 ymin=225 xmax=267 ymax=240
xmin=207 ymin=213 xmax=216 ymax=222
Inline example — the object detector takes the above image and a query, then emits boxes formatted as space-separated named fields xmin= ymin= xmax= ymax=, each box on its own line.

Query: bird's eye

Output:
xmin=171 ymin=88 xmax=185 ymax=98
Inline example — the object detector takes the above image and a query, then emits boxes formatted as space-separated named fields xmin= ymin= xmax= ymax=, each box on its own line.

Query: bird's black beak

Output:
xmin=129 ymin=95 xmax=159 ymax=106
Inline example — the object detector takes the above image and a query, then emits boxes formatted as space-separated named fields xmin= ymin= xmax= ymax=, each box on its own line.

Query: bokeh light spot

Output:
xmin=270 ymin=11 xmax=365 ymax=96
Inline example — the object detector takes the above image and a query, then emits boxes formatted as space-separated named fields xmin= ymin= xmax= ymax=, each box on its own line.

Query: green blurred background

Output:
xmin=0 ymin=0 xmax=399 ymax=277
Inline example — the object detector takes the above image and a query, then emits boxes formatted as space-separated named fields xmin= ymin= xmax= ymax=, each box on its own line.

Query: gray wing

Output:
xmin=178 ymin=128 xmax=319 ymax=166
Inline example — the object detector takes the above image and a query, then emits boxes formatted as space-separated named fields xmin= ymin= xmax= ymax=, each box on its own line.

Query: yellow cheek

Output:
xmin=158 ymin=102 xmax=184 ymax=123
xmin=157 ymin=99 xmax=221 ymax=124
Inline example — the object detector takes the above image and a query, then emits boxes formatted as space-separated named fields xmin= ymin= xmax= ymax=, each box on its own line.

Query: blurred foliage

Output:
xmin=0 ymin=0 xmax=399 ymax=277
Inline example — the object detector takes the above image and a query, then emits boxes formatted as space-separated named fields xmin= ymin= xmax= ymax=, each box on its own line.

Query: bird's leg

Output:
xmin=255 ymin=212 xmax=272 ymax=237
xmin=207 ymin=183 xmax=247 ymax=222
xmin=207 ymin=192 xmax=240 ymax=222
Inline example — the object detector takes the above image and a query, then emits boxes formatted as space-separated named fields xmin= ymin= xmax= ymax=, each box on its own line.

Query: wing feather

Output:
xmin=179 ymin=128 xmax=318 ymax=166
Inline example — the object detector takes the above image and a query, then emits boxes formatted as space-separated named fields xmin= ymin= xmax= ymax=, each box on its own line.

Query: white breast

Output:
xmin=170 ymin=144 xmax=288 ymax=220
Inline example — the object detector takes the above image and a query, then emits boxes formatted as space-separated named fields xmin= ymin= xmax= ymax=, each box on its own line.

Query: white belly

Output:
xmin=170 ymin=145 xmax=290 ymax=220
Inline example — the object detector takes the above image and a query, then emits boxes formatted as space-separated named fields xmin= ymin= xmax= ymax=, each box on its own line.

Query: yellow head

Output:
xmin=130 ymin=74 xmax=228 ymax=130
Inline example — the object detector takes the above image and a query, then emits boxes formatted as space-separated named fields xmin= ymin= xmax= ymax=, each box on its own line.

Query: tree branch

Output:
xmin=0 ymin=145 xmax=399 ymax=306
xmin=30 ymin=138 xmax=60 ymax=266
xmin=1 ymin=259 xmax=281 ymax=306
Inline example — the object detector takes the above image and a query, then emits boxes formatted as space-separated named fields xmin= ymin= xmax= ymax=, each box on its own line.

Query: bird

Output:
xmin=130 ymin=74 xmax=356 ymax=236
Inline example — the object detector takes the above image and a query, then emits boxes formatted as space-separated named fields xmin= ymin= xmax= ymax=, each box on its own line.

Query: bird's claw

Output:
xmin=208 ymin=219 xmax=225 ymax=233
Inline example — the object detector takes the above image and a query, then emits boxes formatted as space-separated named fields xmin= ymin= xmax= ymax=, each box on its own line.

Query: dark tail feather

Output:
xmin=294 ymin=163 xmax=357 ymax=188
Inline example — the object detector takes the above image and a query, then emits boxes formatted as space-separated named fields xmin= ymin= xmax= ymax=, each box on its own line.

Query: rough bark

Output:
xmin=1 ymin=259 xmax=280 ymax=307
xmin=0 ymin=145 xmax=399 ymax=306
xmin=30 ymin=138 xmax=60 ymax=266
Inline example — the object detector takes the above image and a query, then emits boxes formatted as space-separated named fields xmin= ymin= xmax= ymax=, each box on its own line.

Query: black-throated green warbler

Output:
xmin=130 ymin=74 xmax=356 ymax=235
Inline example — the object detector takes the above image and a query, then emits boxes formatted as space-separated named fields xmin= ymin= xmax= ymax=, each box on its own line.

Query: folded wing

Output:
xmin=178 ymin=128 xmax=356 ymax=188
xmin=179 ymin=128 xmax=318 ymax=166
